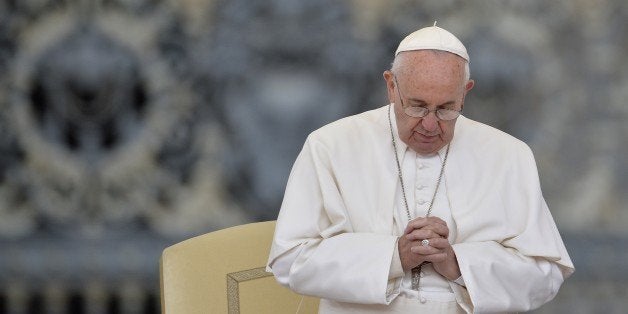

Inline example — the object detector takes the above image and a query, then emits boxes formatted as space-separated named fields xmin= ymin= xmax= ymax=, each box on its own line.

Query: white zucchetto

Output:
xmin=395 ymin=24 xmax=469 ymax=61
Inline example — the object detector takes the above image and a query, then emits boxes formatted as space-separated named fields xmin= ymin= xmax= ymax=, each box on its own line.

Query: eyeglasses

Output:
xmin=393 ymin=75 xmax=462 ymax=121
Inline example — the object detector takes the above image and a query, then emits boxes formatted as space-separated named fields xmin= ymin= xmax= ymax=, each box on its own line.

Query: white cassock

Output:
xmin=267 ymin=105 xmax=574 ymax=313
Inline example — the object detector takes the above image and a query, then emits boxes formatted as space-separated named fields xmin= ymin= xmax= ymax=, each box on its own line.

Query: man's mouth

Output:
xmin=414 ymin=131 xmax=439 ymax=142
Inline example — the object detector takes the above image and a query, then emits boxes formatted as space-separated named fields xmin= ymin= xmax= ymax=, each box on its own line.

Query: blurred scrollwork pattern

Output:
xmin=0 ymin=0 xmax=626 ymax=313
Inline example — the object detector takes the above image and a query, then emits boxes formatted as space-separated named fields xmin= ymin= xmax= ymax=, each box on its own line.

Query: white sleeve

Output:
xmin=452 ymin=274 xmax=466 ymax=287
xmin=267 ymin=138 xmax=402 ymax=304
xmin=452 ymin=241 xmax=565 ymax=313
xmin=273 ymin=241 xmax=405 ymax=290
xmin=269 ymin=246 xmax=301 ymax=287
xmin=389 ymin=239 xmax=405 ymax=279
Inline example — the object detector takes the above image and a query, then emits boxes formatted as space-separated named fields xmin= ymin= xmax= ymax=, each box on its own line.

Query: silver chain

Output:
xmin=387 ymin=104 xmax=450 ymax=290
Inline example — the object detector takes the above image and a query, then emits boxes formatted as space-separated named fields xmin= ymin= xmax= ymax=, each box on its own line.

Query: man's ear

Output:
xmin=460 ymin=80 xmax=474 ymax=111
xmin=383 ymin=70 xmax=396 ymax=104
xmin=465 ymin=79 xmax=475 ymax=92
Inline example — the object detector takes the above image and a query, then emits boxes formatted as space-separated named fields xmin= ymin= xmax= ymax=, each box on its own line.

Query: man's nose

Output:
xmin=421 ymin=112 xmax=439 ymax=132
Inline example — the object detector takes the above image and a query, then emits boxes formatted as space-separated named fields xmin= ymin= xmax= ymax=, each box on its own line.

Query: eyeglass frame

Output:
xmin=392 ymin=74 xmax=463 ymax=121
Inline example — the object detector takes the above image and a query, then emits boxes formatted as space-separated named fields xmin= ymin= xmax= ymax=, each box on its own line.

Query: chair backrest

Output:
xmin=160 ymin=220 xmax=319 ymax=314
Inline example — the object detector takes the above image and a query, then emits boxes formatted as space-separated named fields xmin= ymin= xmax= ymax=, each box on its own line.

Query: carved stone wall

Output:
xmin=0 ymin=0 xmax=626 ymax=313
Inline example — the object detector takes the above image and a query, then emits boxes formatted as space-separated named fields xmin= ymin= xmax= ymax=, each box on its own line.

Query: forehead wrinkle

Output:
xmin=393 ymin=50 xmax=466 ymax=88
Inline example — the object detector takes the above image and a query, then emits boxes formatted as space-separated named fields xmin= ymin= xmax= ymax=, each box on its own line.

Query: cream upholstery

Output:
xmin=160 ymin=220 xmax=319 ymax=314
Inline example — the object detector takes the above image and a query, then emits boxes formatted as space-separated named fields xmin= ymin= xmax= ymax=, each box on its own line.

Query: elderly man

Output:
xmin=267 ymin=24 xmax=574 ymax=313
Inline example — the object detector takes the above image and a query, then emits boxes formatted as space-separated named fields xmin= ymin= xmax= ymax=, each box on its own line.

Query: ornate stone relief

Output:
xmin=1 ymin=0 xmax=243 ymax=240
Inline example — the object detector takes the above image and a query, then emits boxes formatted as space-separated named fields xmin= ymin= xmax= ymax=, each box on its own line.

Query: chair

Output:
xmin=160 ymin=220 xmax=319 ymax=314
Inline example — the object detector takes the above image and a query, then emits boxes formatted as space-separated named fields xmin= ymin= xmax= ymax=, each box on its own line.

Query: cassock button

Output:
xmin=417 ymin=199 xmax=427 ymax=205
xmin=417 ymin=163 xmax=427 ymax=169
xmin=416 ymin=184 xmax=426 ymax=190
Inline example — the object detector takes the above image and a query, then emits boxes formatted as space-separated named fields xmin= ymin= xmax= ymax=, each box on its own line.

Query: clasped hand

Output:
xmin=397 ymin=217 xmax=461 ymax=280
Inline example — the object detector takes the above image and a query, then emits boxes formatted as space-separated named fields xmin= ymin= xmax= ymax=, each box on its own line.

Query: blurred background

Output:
xmin=0 ymin=0 xmax=626 ymax=313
